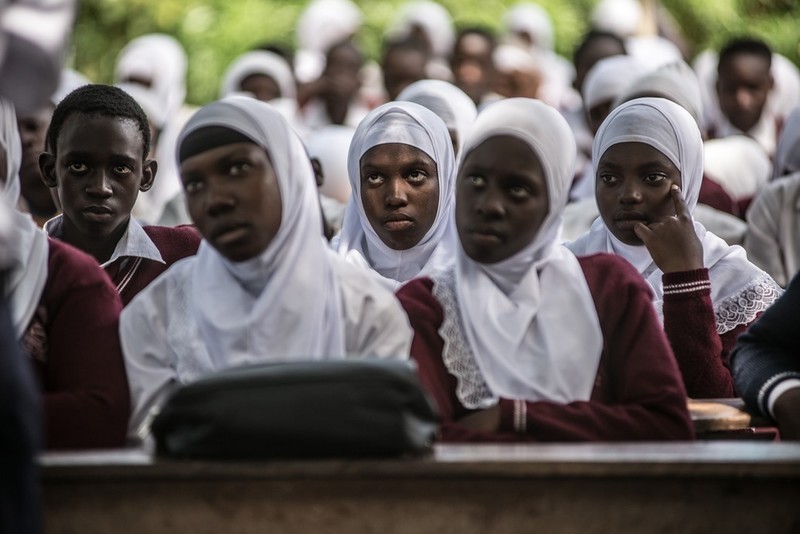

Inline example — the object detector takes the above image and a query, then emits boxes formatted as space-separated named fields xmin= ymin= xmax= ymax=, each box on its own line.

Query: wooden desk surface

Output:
xmin=41 ymin=443 xmax=800 ymax=534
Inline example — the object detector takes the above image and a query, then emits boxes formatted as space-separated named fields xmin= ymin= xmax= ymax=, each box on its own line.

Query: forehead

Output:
xmin=719 ymin=53 xmax=771 ymax=79
xmin=360 ymin=142 xmax=435 ymax=168
xmin=465 ymin=135 xmax=541 ymax=171
xmin=600 ymin=141 xmax=676 ymax=168
xmin=180 ymin=141 xmax=269 ymax=172
xmin=57 ymin=113 xmax=144 ymax=156
xmin=456 ymin=33 xmax=492 ymax=56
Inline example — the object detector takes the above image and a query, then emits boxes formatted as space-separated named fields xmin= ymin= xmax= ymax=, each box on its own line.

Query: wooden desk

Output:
xmin=42 ymin=442 xmax=800 ymax=533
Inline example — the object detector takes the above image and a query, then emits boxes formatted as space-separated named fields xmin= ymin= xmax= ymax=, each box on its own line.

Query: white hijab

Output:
xmin=337 ymin=101 xmax=456 ymax=289
xmin=582 ymin=55 xmax=649 ymax=109
xmin=567 ymin=97 xmax=774 ymax=332
xmin=388 ymin=1 xmax=454 ymax=59
xmin=503 ymin=3 xmax=554 ymax=52
xmin=774 ymin=106 xmax=800 ymax=178
xmin=454 ymin=98 xmax=602 ymax=404
xmin=396 ymin=79 xmax=477 ymax=157
xmin=115 ymin=34 xmax=187 ymax=123
xmin=703 ymin=135 xmax=771 ymax=200
xmin=0 ymin=99 xmax=48 ymax=338
xmin=219 ymin=50 xmax=297 ymax=101
xmin=179 ymin=96 xmax=345 ymax=367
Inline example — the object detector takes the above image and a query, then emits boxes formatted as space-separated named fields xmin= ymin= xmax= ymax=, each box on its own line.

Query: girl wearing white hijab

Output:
xmin=334 ymin=101 xmax=457 ymax=289
xmin=396 ymin=98 xmax=693 ymax=442
xmin=0 ymin=99 xmax=129 ymax=450
xmin=396 ymin=79 xmax=477 ymax=157
xmin=568 ymin=97 xmax=782 ymax=398
xmin=121 ymin=97 xmax=411 ymax=438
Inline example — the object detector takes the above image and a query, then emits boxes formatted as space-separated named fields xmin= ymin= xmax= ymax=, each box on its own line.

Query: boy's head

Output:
xmin=39 ymin=84 xmax=156 ymax=245
xmin=572 ymin=30 xmax=626 ymax=95
xmin=716 ymin=37 xmax=773 ymax=133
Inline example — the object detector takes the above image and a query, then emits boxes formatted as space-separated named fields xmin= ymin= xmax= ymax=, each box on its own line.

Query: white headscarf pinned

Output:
xmin=397 ymin=79 xmax=477 ymax=156
xmin=582 ymin=55 xmax=649 ymax=109
xmin=388 ymin=1 xmax=454 ymax=59
xmin=567 ymin=97 xmax=774 ymax=332
xmin=337 ymin=101 xmax=456 ymax=289
xmin=295 ymin=0 xmax=362 ymax=83
xmin=115 ymin=34 xmax=187 ymax=122
xmin=503 ymin=2 xmax=554 ymax=52
xmin=704 ymin=135 xmax=771 ymax=200
xmin=179 ymin=96 xmax=345 ymax=367
xmin=305 ymin=125 xmax=355 ymax=204
xmin=219 ymin=50 xmax=296 ymax=101
xmin=0 ymin=99 xmax=48 ymax=338
xmin=454 ymin=98 xmax=602 ymax=403
xmin=774 ymin=106 xmax=800 ymax=178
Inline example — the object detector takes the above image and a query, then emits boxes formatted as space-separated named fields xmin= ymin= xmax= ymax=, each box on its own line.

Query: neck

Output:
xmin=324 ymin=97 xmax=350 ymax=125
xmin=61 ymin=217 xmax=129 ymax=265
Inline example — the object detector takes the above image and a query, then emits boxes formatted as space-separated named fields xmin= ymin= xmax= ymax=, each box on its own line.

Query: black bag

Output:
xmin=151 ymin=359 xmax=439 ymax=459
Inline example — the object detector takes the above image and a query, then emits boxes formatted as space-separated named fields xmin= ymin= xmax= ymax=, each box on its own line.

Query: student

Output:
xmin=567 ymin=97 xmax=782 ymax=398
xmin=39 ymin=84 xmax=200 ymax=306
xmin=396 ymin=98 xmax=693 ymax=442
xmin=381 ymin=38 xmax=429 ymax=102
xmin=744 ymin=108 xmax=800 ymax=287
xmin=397 ymin=79 xmax=477 ymax=157
xmin=334 ymin=101 xmax=457 ymax=289
xmin=731 ymin=270 xmax=800 ymax=440
xmin=712 ymin=38 xmax=778 ymax=157
xmin=450 ymin=27 xmax=496 ymax=107
xmin=121 ymin=96 xmax=412 ymax=437
xmin=0 ymin=98 xmax=129 ymax=450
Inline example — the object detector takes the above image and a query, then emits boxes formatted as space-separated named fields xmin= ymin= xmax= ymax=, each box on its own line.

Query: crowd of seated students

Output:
xmin=2 ymin=0 xmax=800 ymax=461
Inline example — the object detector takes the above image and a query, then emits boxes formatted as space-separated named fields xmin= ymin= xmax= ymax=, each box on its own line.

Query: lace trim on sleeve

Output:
xmin=431 ymin=269 xmax=498 ymax=410
xmin=714 ymin=273 xmax=783 ymax=335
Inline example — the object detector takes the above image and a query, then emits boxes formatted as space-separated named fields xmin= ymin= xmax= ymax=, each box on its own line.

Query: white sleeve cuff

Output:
xmin=767 ymin=379 xmax=800 ymax=418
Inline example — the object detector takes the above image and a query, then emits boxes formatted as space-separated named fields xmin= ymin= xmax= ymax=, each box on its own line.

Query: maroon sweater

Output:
xmin=396 ymin=253 xmax=694 ymax=443
xmin=662 ymin=268 xmax=748 ymax=399
xmin=105 ymin=225 xmax=200 ymax=306
xmin=26 ymin=239 xmax=129 ymax=450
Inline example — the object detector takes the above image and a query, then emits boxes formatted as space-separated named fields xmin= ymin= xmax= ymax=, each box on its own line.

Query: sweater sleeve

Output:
xmin=41 ymin=240 xmax=130 ymax=450
xmin=495 ymin=255 xmax=694 ymax=442
xmin=731 ymin=272 xmax=800 ymax=418
xmin=661 ymin=268 xmax=737 ymax=398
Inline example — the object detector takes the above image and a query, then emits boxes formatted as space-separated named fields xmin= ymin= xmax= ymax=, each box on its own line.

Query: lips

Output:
xmin=210 ymin=221 xmax=250 ymax=244
xmin=81 ymin=204 xmax=114 ymax=222
xmin=613 ymin=211 xmax=648 ymax=230
xmin=467 ymin=225 xmax=504 ymax=244
xmin=382 ymin=213 xmax=414 ymax=232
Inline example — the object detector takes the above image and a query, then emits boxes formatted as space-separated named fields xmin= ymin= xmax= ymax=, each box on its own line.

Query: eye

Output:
xmin=113 ymin=164 xmax=133 ymax=175
xmin=467 ymin=174 xmax=486 ymax=187
xmin=228 ymin=161 xmax=252 ymax=176
xmin=183 ymin=178 xmax=204 ymax=194
xmin=68 ymin=162 xmax=89 ymax=173
xmin=407 ymin=169 xmax=427 ymax=183
xmin=643 ymin=173 xmax=667 ymax=184
xmin=364 ymin=173 xmax=384 ymax=186
xmin=599 ymin=173 xmax=618 ymax=185
xmin=508 ymin=185 xmax=532 ymax=199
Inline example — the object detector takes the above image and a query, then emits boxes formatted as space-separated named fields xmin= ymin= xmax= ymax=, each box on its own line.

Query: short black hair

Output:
xmin=455 ymin=26 xmax=496 ymax=49
xmin=573 ymin=30 xmax=627 ymax=66
xmin=382 ymin=36 xmax=430 ymax=62
xmin=718 ymin=37 xmax=772 ymax=74
xmin=46 ymin=84 xmax=151 ymax=159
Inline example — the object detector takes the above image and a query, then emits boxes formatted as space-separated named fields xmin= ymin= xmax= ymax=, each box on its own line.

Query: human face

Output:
xmin=452 ymin=33 xmax=494 ymax=104
xmin=574 ymin=37 xmax=625 ymax=95
xmin=383 ymin=49 xmax=427 ymax=101
xmin=40 ymin=114 xmax=154 ymax=242
xmin=716 ymin=53 xmax=773 ymax=133
xmin=359 ymin=142 xmax=439 ymax=250
xmin=456 ymin=136 xmax=549 ymax=264
xmin=595 ymin=142 xmax=681 ymax=246
xmin=17 ymin=105 xmax=56 ymax=213
xmin=181 ymin=141 xmax=282 ymax=262
xmin=240 ymin=74 xmax=281 ymax=102
xmin=587 ymin=100 xmax=613 ymax=134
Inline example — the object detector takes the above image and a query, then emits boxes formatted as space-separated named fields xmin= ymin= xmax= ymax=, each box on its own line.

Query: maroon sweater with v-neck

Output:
xmin=396 ymin=253 xmax=694 ymax=443
xmin=104 ymin=225 xmax=201 ymax=306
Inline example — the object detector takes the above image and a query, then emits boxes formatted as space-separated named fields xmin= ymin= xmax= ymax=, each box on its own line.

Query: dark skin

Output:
xmin=453 ymin=135 xmax=550 ymax=432
xmin=573 ymin=37 xmax=626 ymax=96
xmin=39 ymin=114 xmax=156 ymax=264
xmin=240 ymin=73 xmax=282 ymax=102
xmin=299 ymin=42 xmax=363 ymax=124
xmin=596 ymin=142 xmax=703 ymax=273
xmin=383 ymin=47 xmax=428 ymax=101
xmin=773 ymin=387 xmax=800 ymax=440
xmin=359 ymin=143 xmax=439 ymax=250
xmin=716 ymin=53 xmax=773 ymax=133
xmin=452 ymin=32 xmax=495 ymax=106
xmin=17 ymin=104 xmax=58 ymax=217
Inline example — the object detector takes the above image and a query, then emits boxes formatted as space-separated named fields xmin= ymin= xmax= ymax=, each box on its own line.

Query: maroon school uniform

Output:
xmin=396 ymin=254 xmax=695 ymax=443
xmin=25 ymin=239 xmax=129 ymax=450
xmin=106 ymin=225 xmax=201 ymax=305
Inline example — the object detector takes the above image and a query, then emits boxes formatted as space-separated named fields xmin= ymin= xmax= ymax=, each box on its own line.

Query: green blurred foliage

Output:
xmin=71 ymin=0 xmax=799 ymax=106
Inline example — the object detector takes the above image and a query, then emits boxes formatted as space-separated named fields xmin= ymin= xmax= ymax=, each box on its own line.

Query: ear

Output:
xmin=39 ymin=152 xmax=58 ymax=188
xmin=139 ymin=159 xmax=157 ymax=192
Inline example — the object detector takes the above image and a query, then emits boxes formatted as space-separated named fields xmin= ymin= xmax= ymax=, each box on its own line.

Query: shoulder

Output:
xmin=577 ymin=253 xmax=648 ymax=292
xmin=329 ymin=253 xmax=403 ymax=316
xmin=122 ymin=256 xmax=196 ymax=320
xmin=47 ymin=238 xmax=110 ymax=288
xmin=143 ymin=225 xmax=202 ymax=263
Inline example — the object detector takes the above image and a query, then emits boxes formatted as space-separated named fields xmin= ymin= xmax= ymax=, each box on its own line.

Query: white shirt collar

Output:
xmin=44 ymin=214 xmax=164 ymax=268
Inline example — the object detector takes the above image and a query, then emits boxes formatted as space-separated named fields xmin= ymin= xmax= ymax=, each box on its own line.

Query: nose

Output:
xmin=619 ymin=180 xmax=643 ymax=205
xmin=205 ymin=177 xmax=236 ymax=217
xmin=385 ymin=177 xmax=409 ymax=207
xmin=475 ymin=186 xmax=505 ymax=218
xmin=735 ymin=88 xmax=754 ymax=109
xmin=85 ymin=170 xmax=113 ymax=198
